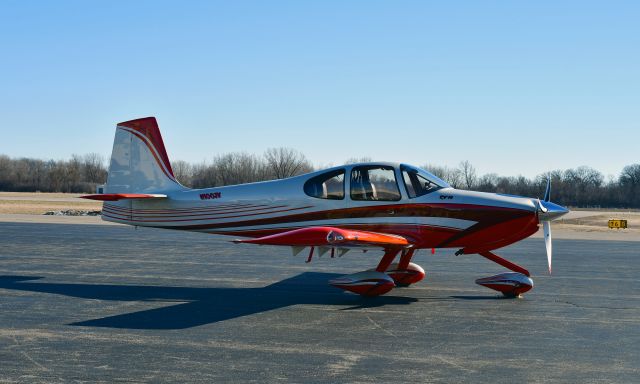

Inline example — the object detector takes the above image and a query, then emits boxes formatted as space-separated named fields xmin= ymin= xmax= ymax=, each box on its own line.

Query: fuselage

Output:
xmin=101 ymin=162 xmax=541 ymax=253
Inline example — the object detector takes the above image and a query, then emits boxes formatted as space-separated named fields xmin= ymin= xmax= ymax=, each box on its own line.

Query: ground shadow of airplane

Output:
xmin=0 ymin=273 xmax=418 ymax=330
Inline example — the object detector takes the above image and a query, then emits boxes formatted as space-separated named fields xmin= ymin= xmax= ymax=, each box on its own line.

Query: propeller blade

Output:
xmin=543 ymin=177 xmax=551 ymax=202
xmin=543 ymin=221 xmax=552 ymax=274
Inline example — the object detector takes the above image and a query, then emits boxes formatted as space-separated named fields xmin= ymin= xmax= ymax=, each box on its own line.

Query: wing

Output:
xmin=233 ymin=226 xmax=410 ymax=252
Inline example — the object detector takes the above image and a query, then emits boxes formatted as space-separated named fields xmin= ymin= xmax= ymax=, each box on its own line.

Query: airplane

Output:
xmin=82 ymin=117 xmax=569 ymax=298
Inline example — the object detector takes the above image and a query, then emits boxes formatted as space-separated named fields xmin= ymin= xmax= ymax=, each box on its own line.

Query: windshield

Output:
xmin=400 ymin=164 xmax=450 ymax=198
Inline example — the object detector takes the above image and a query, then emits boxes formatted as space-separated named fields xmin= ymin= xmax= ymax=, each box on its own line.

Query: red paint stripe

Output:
xmin=102 ymin=211 xmax=130 ymax=220
xmin=158 ymin=203 xmax=532 ymax=231
xmin=101 ymin=205 xmax=315 ymax=222
xmin=101 ymin=206 xmax=300 ymax=220
xmin=102 ymin=202 xmax=269 ymax=214
xmin=103 ymin=203 xmax=279 ymax=214
xmin=102 ymin=204 xmax=293 ymax=218
xmin=99 ymin=212 xmax=457 ymax=238
xmin=105 ymin=203 xmax=528 ymax=223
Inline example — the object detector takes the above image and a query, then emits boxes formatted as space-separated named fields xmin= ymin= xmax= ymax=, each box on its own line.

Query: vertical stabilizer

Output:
xmin=105 ymin=117 xmax=185 ymax=194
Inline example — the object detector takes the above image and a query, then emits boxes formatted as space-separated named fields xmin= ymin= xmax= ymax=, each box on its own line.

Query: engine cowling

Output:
xmin=475 ymin=272 xmax=533 ymax=297
xmin=329 ymin=271 xmax=395 ymax=297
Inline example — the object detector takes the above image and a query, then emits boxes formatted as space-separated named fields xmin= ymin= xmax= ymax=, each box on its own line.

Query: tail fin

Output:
xmin=104 ymin=117 xmax=185 ymax=194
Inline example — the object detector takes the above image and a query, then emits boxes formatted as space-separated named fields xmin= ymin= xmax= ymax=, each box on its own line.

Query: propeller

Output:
xmin=535 ymin=177 xmax=568 ymax=275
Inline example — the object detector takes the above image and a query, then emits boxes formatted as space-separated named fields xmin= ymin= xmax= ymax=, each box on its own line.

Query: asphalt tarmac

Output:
xmin=0 ymin=221 xmax=638 ymax=383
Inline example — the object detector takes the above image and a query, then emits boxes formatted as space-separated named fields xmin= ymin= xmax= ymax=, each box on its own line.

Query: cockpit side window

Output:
xmin=304 ymin=169 xmax=345 ymax=200
xmin=401 ymin=165 xmax=443 ymax=198
xmin=350 ymin=165 xmax=401 ymax=201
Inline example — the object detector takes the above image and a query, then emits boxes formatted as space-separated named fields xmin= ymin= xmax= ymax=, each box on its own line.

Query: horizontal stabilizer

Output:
xmin=233 ymin=226 xmax=410 ymax=248
xmin=80 ymin=193 xmax=167 ymax=201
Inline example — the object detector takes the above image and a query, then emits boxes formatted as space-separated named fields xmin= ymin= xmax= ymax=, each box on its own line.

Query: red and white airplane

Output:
xmin=83 ymin=117 xmax=569 ymax=298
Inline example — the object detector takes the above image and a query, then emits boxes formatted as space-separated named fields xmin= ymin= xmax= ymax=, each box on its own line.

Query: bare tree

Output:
xmin=171 ymin=160 xmax=194 ymax=187
xmin=620 ymin=164 xmax=640 ymax=187
xmin=264 ymin=147 xmax=313 ymax=179
xmin=82 ymin=153 xmax=107 ymax=184
xmin=190 ymin=161 xmax=218 ymax=189
xmin=214 ymin=152 xmax=267 ymax=186
xmin=476 ymin=173 xmax=499 ymax=192
xmin=0 ymin=155 xmax=11 ymax=190
xmin=423 ymin=164 xmax=462 ymax=188
xmin=458 ymin=160 xmax=477 ymax=190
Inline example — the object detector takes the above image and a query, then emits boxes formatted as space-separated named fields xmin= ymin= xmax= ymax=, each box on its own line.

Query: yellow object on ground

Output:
xmin=608 ymin=219 xmax=628 ymax=229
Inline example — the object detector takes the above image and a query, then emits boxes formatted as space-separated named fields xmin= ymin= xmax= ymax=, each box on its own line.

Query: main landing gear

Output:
xmin=327 ymin=248 xmax=533 ymax=298
xmin=329 ymin=249 xmax=425 ymax=297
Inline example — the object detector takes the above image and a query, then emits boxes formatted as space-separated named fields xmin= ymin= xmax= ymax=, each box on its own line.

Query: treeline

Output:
xmin=0 ymin=154 xmax=107 ymax=193
xmin=426 ymin=161 xmax=640 ymax=209
xmin=173 ymin=148 xmax=313 ymax=188
xmin=1 ymin=151 xmax=639 ymax=208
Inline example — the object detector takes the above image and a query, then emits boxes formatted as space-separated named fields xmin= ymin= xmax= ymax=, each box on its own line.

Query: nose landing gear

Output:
xmin=473 ymin=251 xmax=534 ymax=298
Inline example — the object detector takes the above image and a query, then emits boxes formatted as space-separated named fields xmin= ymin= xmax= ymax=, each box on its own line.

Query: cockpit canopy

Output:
xmin=303 ymin=163 xmax=449 ymax=201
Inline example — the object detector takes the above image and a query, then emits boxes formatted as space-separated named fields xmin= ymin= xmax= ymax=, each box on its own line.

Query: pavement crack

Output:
xmin=11 ymin=336 xmax=50 ymax=372
xmin=433 ymin=355 xmax=478 ymax=373
xmin=365 ymin=314 xmax=396 ymax=337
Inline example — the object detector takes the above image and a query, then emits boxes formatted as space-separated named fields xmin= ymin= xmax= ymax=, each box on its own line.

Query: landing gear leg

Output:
xmin=375 ymin=248 xmax=400 ymax=272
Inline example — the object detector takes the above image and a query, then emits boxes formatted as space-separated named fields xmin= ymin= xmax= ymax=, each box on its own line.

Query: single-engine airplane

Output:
xmin=83 ymin=117 xmax=569 ymax=298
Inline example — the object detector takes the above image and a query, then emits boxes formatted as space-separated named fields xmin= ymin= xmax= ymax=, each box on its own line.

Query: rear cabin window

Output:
xmin=304 ymin=170 xmax=345 ymax=200
xmin=350 ymin=166 xmax=401 ymax=201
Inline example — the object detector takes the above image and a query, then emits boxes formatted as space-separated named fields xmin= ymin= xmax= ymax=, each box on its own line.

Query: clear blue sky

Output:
xmin=1 ymin=1 xmax=638 ymax=178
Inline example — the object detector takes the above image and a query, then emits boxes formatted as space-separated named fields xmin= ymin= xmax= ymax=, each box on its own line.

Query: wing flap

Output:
xmin=233 ymin=226 xmax=410 ymax=248
xmin=80 ymin=193 xmax=167 ymax=201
